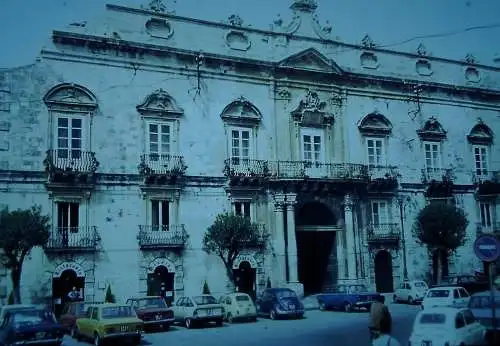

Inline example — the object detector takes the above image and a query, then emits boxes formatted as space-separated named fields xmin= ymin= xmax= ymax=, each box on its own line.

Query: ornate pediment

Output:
xmin=136 ymin=89 xmax=183 ymax=118
xmin=417 ymin=117 xmax=447 ymax=141
xmin=278 ymin=48 xmax=342 ymax=74
xmin=358 ymin=112 xmax=393 ymax=136
xmin=291 ymin=90 xmax=333 ymax=127
xmin=467 ymin=119 xmax=494 ymax=145
xmin=220 ymin=96 xmax=262 ymax=126
xmin=43 ymin=83 xmax=97 ymax=112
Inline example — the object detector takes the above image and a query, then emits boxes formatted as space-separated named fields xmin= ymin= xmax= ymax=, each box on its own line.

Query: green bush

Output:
xmin=202 ymin=280 xmax=211 ymax=295
xmin=266 ymin=277 xmax=272 ymax=289
xmin=104 ymin=285 xmax=116 ymax=303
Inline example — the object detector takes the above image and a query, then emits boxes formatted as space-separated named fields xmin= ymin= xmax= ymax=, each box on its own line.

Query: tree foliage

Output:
xmin=203 ymin=212 xmax=269 ymax=288
xmin=105 ymin=285 xmax=116 ymax=303
xmin=0 ymin=206 xmax=51 ymax=303
xmin=413 ymin=202 xmax=468 ymax=251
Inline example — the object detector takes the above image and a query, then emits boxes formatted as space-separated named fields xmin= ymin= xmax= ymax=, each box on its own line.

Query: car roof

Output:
xmin=229 ymin=292 xmax=250 ymax=297
xmin=428 ymin=286 xmax=461 ymax=290
xmin=419 ymin=306 xmax=465 ymax=314
xmin=89 ymin=303 xmax=128 ymax=308
xmin=2 ymin=304 xmax=36 ymax=309
xmin=128 ymin=296 xmax=161 ymax=300
xmin=471 ymin=291 xmax=500 ymax=297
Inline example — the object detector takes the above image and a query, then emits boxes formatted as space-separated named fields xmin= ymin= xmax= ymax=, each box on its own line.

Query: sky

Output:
xmin=0 ymin=0 xmax=499 ymax=68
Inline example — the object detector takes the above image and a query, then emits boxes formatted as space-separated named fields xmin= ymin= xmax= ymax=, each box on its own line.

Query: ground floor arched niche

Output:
xmin=139 ymin=253 xmax=184 ymax=306
xmin=51 ymin=261 xmax=87 ymax=318
xmin=232 ymin=254 xmax=258 ymax=300
xmin=374 ymin=250 xmax=394 ymax=293
xmin=295 ymin=200 xmax=339 ymax=295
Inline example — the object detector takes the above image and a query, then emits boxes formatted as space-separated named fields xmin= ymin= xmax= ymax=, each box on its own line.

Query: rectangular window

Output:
xmin=371 ymin=201 xmax=388 ymax=225
xmin=424 ymin=142 xmax=441 ymax=170
xmin=56 ymin=116 xmax=83 ymax=159
xmin=231 ymin=129 xmax=251 ymax=165
xmin=234 ymin=201 xmax=251 ymax=219
xmin=148 ymin=123 xmax=171 ymax=157
xmin=473 ymin=145 xmax=488 ymax=177
xmin=366 ymin=138 xmax=384 ymax=166
xmin=57 ymin=202 xmax=79 ymax=232
xmin=479 ymin=202 xmax=492 ymax=228
xmin=151 ymin=200 xmax=169 ymax=231
xmin=301 ymin=129 xmax=323 ymax=163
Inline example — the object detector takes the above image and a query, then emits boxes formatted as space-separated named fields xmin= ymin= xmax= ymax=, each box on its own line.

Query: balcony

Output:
xmin=43 ymin=226 xmax=100 ymax=253
xmin=366 ymin=223 xmax=400 ymax=246
xmin=421 ymin=168 xmax=454 ymax=198
xmin=241 ymin=224 xmax=269 ymax=248
xmin=268 ymin=161 xmax=369 ymax=181
xmin=472 ymin=170 xmax=500 ymax=195
xmin=138 ymin=154 xmax=187 ymax=185
xmin=476 ymin=222 xmax=500 ymax=236
xmin=43 ymin=150 xmax=99 ymax=185
xmin=367 ymin=165 xmax=399 ymax=192
xmin=138 ymin=224 xmax=188 ymax=249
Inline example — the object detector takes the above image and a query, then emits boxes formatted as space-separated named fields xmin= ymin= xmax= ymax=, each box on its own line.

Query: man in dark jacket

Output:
xmin=369 ymin=295 xmax=392 ymax=340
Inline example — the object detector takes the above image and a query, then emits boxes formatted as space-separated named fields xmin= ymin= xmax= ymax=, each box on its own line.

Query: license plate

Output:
xmin=120 ymin=325 xmax=127 ymax=332
xmin=421 ymin=341 xmax=432 ymax=346
xmin=289 ymin=304 xmax=295 ymax=309
xmin=36 ymin=332 xmax=45 ymax=339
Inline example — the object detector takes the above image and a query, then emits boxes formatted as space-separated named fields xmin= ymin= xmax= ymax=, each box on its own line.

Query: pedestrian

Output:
xmin=369 ymin=295 xmax=401 ymax=346
xmin=67 ymin=287 xmax=80 ymax=301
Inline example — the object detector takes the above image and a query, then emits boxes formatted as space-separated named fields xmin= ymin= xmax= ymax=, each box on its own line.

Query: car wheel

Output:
xmin=227 ymin=313 xmax=233 ymax=323
xmin=185 ymin=318 xmax=193 ymax=329
xmin=216 ymin=319 xmax=223 ymax=327
xmin=162 ymin=324 xmax=170 ymax=331
xmin=93 ymin=332 xmax=101 ymax=346
xmin=319 ymin=301 xmax=327 ymax=311
xmin=132 ymin=335 xmax=141 ymax=345
xmin=270 ymin=309 xmax=277 ymax=320
xmin=408 ymin=296 xmax=414 ymax=305
xmin=344 ymin=303 xmax=352 ymax=312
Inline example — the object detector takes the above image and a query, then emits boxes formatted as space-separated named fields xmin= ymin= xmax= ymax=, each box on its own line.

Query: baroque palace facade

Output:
xmin=0 ymin=0 xmax=500 ymax=304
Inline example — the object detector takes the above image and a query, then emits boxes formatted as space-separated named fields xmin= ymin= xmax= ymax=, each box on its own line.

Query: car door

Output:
xmin=452 ymin=289 xmax=462 ymax=307
xmin=458 ymin=288 xmax=471 ymax=307
xmin=173 ymin=297 xmax=185 ymax=321
xmin=395 ymin=283 xmax=404 ymax=300
xmin=224 ymin=296 xmax=233 ymax=318
xmin=462 ymin=308 xmax=484 ymax=345
xmin=87 ymin=307 xmax=99 ymax=337
xmin=454 ymin=311 xmax=468 ymax=344
xmin=185 ymin=297 xmax=196 ymax=317
xmin=256 ymin=291 xmax=267 ymax=314
xmin=78 ymin=307 xmax=92 ymax=337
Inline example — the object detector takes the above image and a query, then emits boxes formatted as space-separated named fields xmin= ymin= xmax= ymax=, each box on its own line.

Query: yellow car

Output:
xmin=219 ymin=293 xmax=257 ymax=323
xmin=74 ymin=303 xmax=143 ymax=345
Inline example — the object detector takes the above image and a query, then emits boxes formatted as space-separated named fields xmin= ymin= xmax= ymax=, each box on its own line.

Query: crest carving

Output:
xmin=291 ymin=90 xmax=333 ymax=126
xmin=136 ymin=89 xmax=183 ymax=118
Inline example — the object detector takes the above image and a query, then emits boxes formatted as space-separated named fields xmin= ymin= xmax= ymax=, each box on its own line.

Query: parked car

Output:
xmin=74 ymin=303 xmax=143 ymax=345
xmin=422 ymin=286 xmax=470 ymax=310
xmin=394 ymin=280 xmax=428 ymax=304
xmin=256 ymin=288 xmax=304 ymax=320
xmin=0 ymin=307 xmax=65 ymax=346
xmin=171 ymin=295 xmax=224 ymax=329
xmin=58 ymin=301 xmax=89 ymax=336
xmin=432 ymin=275 xmax=489 ymax=295
xmin=408 ymin=306 xmax=486 ymax=346
xmin=218 ymin=293 xmax=257 ymax=323
xmin=0 ymin=304 xmax=36 ymax=324
xmin=468 ymin=290 xmax=500 ymax=345
xmin=316 ymin=284 xmax=382 ymax=312
xmin=126 ymin=296 xmax=174 ymax=331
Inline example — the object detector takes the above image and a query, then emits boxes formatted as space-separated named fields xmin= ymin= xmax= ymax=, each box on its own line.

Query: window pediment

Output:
xmin=467 ymin=119 xmax=493 ymax=145
xmin=220 ymin=96 xmax=262 ymax=126
xmin=43 ymin=83 xmax=97 ymax=112
xmin=137 ymin=89 xmax=184 ymax=119
xmin=417 ymin=117 xmax=447 ymax=141
xmin=358 ymin=112 xmax=392 ymax=136
xmin=291 ymin=90 xmax=334 ymax=127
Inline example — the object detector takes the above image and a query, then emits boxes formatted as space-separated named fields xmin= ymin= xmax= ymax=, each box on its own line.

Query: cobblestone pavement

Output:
xmin=64 ymin=303 xmax=420 ymax=346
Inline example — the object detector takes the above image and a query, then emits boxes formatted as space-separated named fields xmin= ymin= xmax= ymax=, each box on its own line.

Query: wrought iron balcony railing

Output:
xmin=368 ymin=165 xmax=399 ymax=180
xmin=472 ymin=170 xmax=500 ymax=184
xmin=138 ymin=224 xmax=188 ymax=249
xmin=421 ymin=168 xmax=454 ymax=183
xmin=241 ymin=224 xmax=269 ymax=247
xmin=44 ymin=226 xmax=100 ymax=252
xmin=366 ymin=223 xmax=400 ymax=243
xmin=138 ymin=154 xmax=187 ymax=177
xmin=223 ymin=158 xmax=269 ymax=178
xmin=476 ymin=222 xmax=500 ymax=235
xmin=44 ymin=150 xmax=99 ymax=175
xmin=268 ymin=161 xmax=369 ymax=180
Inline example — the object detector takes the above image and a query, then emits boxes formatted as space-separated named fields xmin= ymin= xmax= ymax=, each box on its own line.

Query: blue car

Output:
xmin=317 ymin=284 xmax=383 ymax=312
xmin=256 ymin=288 xmax=305 ymax=320
xmin=0 ymin=307 xmax=65 ymax=346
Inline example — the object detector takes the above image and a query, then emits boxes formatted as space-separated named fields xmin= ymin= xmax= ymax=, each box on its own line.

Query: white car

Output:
xmin=409 ymin=306 xmax=486 ymax=346
xmin=422 ymin=286 xmax=470 ymax=310
xmin=171 ymin=295 xmax=224 ymax=329
xmin=394 ymin=280 xmax=428 ymax=304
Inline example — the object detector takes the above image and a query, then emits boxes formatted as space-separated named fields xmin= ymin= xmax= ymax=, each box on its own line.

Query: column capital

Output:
xmin=343 ymin=193 xmax=354 ymax=211
xmin=273 ymin=193 xmax=286 ymax=211
xmin=285 ymin=193 xmax=297 ymax=209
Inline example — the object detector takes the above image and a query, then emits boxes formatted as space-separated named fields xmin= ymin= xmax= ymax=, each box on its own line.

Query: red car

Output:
xmin=126 ymin=296 xmax=174 ymax=331
xmin=58 ymin=301 xmax=89 ymax=336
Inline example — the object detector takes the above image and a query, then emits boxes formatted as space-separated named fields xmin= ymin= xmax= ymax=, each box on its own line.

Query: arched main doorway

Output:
xmin=432 ymin=249 xmax=449 ymax=284
xmin=295 ymin=201 xmax=338 ymax=296
xmin=233 ymin=261 xmax=257 ymax=300
xmin=148 ymin=265 xmax=175 ymax=306
xmin=374 ymin=250 xmax=394 ymax=293
xmin=52 ymin=264 xmax=85 ymax=318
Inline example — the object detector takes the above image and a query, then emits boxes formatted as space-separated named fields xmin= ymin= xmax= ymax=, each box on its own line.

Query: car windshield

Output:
xmin=469 ymin=296 xmax=500 ymax=309
xmin=13 ymin=310 xmax=56 ymax=326
xmin=137 ymin=298 xmax=166 ymax=309
xmin=193 ymin=296 xmax=217 ymax=305
xmin=275 ymin=290 xmax=296 ymax=298
xmin=427 ymin=290 xmax=450 ymax=298
xmin=414 ymin=281 xmax=427 ymax=288
xmin=101 ymin=306 xmax=135 ymax=319
xmin=235 ymin=295 xmax=250 ymax=302
xmin=74 ymin=304 xmax=88 ymax=316
xmin=419 ymin=313 xmax=446 ymax=324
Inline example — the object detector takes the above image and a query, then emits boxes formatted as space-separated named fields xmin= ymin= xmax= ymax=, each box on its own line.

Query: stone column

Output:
xmin=344 ymin=194 xmax=357 ymax=280
xmin=273 ymin=193 xmax=287 ymax=286
xmin=286 ymin=193 xmax=298 ymax=283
